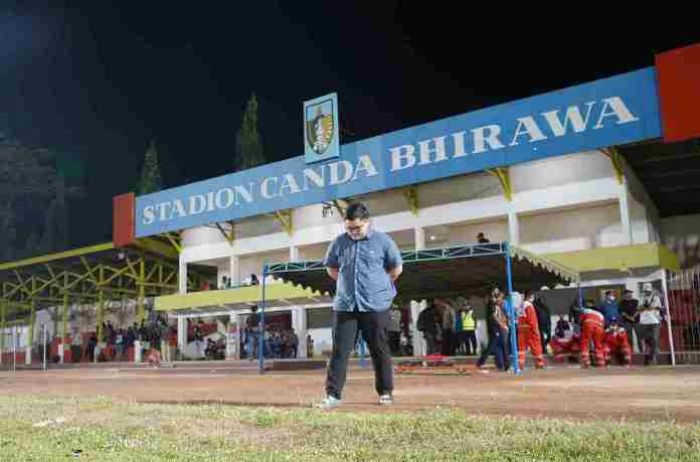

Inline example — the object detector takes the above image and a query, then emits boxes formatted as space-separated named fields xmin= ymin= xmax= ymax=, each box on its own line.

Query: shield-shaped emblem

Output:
xmin=306 ymin=105 xmax=335 ymax=155
xmin=304 ymin=93 xmax=340 ymax=164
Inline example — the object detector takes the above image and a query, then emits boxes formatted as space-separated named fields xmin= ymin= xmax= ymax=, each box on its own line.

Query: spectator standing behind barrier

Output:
xmin=71 ymin=330 xmax=82 ymax=363
xmin=417 ymin=303 xmax=440 ymax=355
xmin=599 ymin=291 xmax=620 ymax=327
xmin=477 ymin=232 xmax=490 ymax=244
xmin=87 ymin=334 xmax=97 ymax=362
xmin=306 ymin=334 xmax=314 ymax=358
xmin=245 ymin=306 xmax=260 ymax=360
xmin=619 ymin=290 xmax=639 ymax=352
xmin=439 ymin=299 xmax=456 ymax=356
xmin=637 ymin=283 xmax=663 ymax=365
xmin=387 ymin=308 xmax=402 ymax=356
xmin=455 ymin=297 xmax=477 ymax=355
xmin=533 ymin=295 xmax=552 ymax=353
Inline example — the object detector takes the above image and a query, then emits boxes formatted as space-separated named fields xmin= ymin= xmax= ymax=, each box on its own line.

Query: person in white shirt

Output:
xmin=636 ymin=283 xmax=663 ymax=365
xmin=71 ymin=330 xmax=83 ymax=363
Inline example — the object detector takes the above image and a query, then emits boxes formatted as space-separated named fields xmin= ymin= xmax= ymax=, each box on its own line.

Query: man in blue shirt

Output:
xmin=599 ymin=290 xmax=620 ymax=327
xmin=317 ymin=202 xmax=403 ymax=409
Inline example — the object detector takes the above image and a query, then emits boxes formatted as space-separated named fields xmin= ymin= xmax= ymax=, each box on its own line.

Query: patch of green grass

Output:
xmin=0 ymin=396 xmax=698 ymax=461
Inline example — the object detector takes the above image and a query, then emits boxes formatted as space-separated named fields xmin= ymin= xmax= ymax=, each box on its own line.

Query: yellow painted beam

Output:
xmin=154 ymin=282 xmax=326 ymax=312
xmin=274 ymin=210 xmax=294 ymax=236
xmin=0 ymin=242 xmax=114 ymax=272
xmin=545 ymin=243 xmax=680 ymax=274
xmin=0 ymin=303 xmax=5 ymax=353
xmin=137 ymin=258 xmax=146 ymax=323
xmin=602 ymin=147 xmax=625 ymax=185
xmin=487 ymin=167 xmax=513 ymax=201
xmin=163 ymin=233 xmax=182 ymax=254
xmin=132 ymin=237 xmax=180 ymax=261
xmin=403 ymin=187 xmax=419 ymax=216
xmin=214 ymin=222 xmax=236 ymax=246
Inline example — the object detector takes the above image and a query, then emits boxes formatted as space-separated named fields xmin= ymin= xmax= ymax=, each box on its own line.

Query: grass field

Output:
xmin=2 ymin=396 xmax=699 ymax=461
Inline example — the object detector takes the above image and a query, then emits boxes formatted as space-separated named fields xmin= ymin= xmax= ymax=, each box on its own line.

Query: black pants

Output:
xmin=441 ymin=330 xmax=456 ymax=356
xmin=326 ymin=310 xmax=393 ymax=399
xmin=423 ymin=332 xmax=439 ymax=354
xmin=388 ymin=332 xmax=401 ymax=355
xmin=637 ymin=324 xmax=660 ymax=365
xmin=463 ymin=331 xmax=477 ymax=355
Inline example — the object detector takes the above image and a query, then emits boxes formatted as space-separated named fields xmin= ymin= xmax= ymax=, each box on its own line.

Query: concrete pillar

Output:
xmin=229 ymin=256 xmax=240 ymax=287
xmin=178 ymin=259 xmax=188 ymax=294
xmin=289 ymin=246 xmax=300 ymax=262
xmin=507 ymin=208 xmax=520 ymax=245
xmin=414 ymin=227 xmax=426 ymax=251
xmin=226 ymin=313 xmax=241 ymax=360
xmin=410 ymin=300 xmax=426 ymax=357
xmin=618 ymin=181 xmax=633 ymax=245
xmin=292 ymin=307 xmax=307 ymax=358
xmin=177 ymin=316 xmax=187 ymax=354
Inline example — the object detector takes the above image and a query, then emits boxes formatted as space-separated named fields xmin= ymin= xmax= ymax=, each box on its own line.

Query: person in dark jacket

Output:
xmin=417 ymin=303 xmax=440 ymax=355
xmin=476 ymin=289 xmax=510 ymax=371
xmin=533 ymin=295 xmax=552 ymax=353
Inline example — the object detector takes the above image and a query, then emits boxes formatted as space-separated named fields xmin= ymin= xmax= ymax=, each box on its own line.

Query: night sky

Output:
xmin=2 ymin=2 xmax=699 ymax=250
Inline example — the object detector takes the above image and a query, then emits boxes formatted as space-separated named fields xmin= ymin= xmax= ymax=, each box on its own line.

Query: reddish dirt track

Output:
xmin=1 ymin=363 xmax=699 ymax=422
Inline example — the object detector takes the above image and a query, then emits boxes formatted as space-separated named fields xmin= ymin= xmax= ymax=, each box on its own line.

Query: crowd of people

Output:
xmin=554 ymin=283 xmax=666 ymax=367
xmin=242 ymin=306 xmax=299 ymax=359
xmin=69 ymin=314 xmax=171 ymax=363
xmin=417 ymin=282 xmax=666 ymax=371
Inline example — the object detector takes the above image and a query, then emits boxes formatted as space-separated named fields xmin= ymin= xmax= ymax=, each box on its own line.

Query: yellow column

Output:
xmin=97 ymin=290 xmax=105 ymax=343
xmin=0 ymin=303 xmax=5 ymax=358
xmin=137 ymin=259 xmax=146 ymax=323
xmin=61 ymin=290 xmax=69 ymax=362
xmin=28 ymin=301 xmax=36 ymax=347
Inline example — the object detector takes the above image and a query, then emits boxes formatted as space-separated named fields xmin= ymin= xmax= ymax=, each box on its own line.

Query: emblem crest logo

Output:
xmin=304 ymin=93 xmax=340 ymax=164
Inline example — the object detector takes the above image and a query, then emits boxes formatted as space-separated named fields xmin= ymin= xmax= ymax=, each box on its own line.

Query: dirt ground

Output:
xmin=1 ymin=363 xmax=699 ymax=422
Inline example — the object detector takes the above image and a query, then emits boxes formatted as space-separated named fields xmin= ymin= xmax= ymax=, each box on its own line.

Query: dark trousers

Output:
xmin=462 ymin=331 xmax=477 ymax=355
xmin=441 ymin=329 xmax=456 ymax=356
xmin=477 ymin=328 xmax=508 ymax=370
xmin=637 ymin=324 xmax=660 ymax=365
xmin=423 ymin=332 xmax=439 ymax=354
xmin=326 ymin=310 xmax=393 ymax=400
xmin=621 ymin=321 xmax=636 ymax=352
xmin=388 ymin=331 xmax=401 ymax=356
xmin=71 ymin=345 xmax=82 ymax=363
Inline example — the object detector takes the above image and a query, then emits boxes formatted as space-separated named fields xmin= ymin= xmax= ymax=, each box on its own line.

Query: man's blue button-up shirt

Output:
xmin=323 ymin=229 xmax=402 ymax=312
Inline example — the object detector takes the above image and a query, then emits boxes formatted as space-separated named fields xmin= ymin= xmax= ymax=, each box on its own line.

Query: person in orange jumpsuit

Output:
xmin=604 ymin=317 xmax=632 ymax=366
xmin=517 ymin=291 xmax=545 ymax=370
xmin=579 ymin=301 xmax=606 ymax=368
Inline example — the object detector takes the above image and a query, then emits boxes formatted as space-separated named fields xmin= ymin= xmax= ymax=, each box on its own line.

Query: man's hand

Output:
xmin=388 ymin=265 xmax=403 ymax=282
xmin=326 ymin=267 xmax=339 ymax=281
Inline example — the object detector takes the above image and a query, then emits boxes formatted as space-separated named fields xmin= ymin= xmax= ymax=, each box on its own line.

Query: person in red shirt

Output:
xmin=579 ymin=301 xmax=606 ymax=368
xmin=604 ymin=317 xmax=632 ymax=366
xmin=517 ymin=291 xmax=545 ymax=370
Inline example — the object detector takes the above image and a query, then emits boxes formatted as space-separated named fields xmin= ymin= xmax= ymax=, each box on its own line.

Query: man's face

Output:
xmin=345 ymin=218 xmax=369 ymax=240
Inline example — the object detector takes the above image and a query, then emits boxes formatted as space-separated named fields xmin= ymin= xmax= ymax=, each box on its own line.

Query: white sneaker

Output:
xmin=378 ymin=394 xmax=394 ymax=405
xmin=315 ymin=395 xmax=342 ymax=410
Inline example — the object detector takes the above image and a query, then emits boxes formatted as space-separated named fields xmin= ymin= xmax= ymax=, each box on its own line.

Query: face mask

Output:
xmin=607 ymin=296 xmax=615 ymax=302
